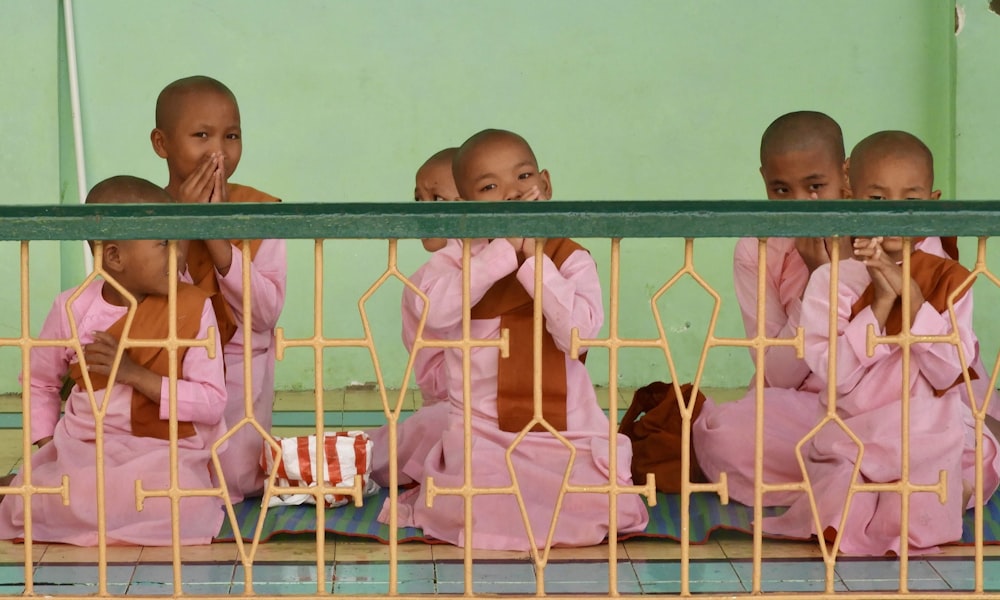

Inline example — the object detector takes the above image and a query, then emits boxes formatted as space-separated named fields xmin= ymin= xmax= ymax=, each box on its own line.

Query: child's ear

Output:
xmin=150 ymin=128 xmax=169 ymax=159
xmin=930 ymin=189 xmax=942 ymax=200
xmin=101 ymin=241 xmax=125 ymax=274
xmin=539 ymin=169 xmax=553 ymax=200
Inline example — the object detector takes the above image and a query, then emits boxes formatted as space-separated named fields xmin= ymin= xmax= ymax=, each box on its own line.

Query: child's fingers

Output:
xmin=853 ymin=245 xmax=876 ymax=259
xmin=188 ymin=154 xmax=216 ymax=185
xmin=86 ymin=364 xmax=111 ymax=375
xmin=180 ymin=154 xmax=218 ymax=202
xmin=208 ymin=169 xmax=223 ymax=203
xmin=218 ymin=161 xmax=229 ymax=202
xmin=90 ymin=331 xmax=117 ymax=346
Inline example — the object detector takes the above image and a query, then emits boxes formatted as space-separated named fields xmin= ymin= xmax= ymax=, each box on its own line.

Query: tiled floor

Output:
xmin=2 ymin=388 xmax=1000 ymax=596
xmin=5 ymin=538 xmax=1000 ymax=595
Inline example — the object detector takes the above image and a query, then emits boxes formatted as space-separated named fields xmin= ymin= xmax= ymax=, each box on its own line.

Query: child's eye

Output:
xmin=868 ymin=195 xmax=886 ymax=200
xmin=808 ymin=183 xmax=826 ymax=191
xmin=480 ymin=183 xmax=497 ymax=192
xmin=226 ymin=133 xmax=241 ymax=140
xmin=518 ymin=172 xmax=534 ymax=180
xmin=192 ymin=132 xmax=208 ymax=139
xmin=773 ymin=187 xmax=789 ymax=195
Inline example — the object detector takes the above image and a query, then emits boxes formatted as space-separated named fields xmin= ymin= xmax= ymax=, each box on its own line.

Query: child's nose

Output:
xmin=506 ymin=185 xmax=530 ymax=201
xmin=205 ymin=137 xmax=225 ymax=155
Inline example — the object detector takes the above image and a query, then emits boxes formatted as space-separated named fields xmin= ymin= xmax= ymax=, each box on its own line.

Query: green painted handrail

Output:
xmin=1 ymin=200 xmax=999 ymax=241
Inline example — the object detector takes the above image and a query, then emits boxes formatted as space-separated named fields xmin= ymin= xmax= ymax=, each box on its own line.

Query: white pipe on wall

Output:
xmin=63 ymin=0 xmax=92 ymax=273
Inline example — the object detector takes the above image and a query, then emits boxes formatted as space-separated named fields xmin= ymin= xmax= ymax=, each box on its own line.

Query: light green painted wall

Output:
xmin=0 ymin=1 xmax=969 ymax=393
xmin=955 ymin=1 xmax=1000 ymax=384
xmin=0 ymin=1 xmax=64 ymax=389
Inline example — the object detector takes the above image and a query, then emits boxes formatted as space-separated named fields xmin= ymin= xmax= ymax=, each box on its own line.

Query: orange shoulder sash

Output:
xmin=470 ymin=238 xmax=586 ymax=432
xmin=849 ymin=250 xmax=976 ymax=395
xmin=67 ymin=283 xmax=210 ymax=439
xmin=185 ymin=183 xmax=281 ymax=346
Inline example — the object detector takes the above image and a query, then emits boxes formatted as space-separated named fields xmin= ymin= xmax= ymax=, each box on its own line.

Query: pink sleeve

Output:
xmin=27 ymin=297 xmax=72 ymax=444
xmin=515 ymin=249 xmax=603 ymax=354
xmin=158 ymin=298 xmax=227 ymax=425
xmin=413 ymin=350 xmax=449 ymax=404
xmin=406 ymin=239 xmax=519 ymax=334
xmin=733 ymin=238 xmax=811 ymax=389
xmin=801 ymin=260 xmax=972 ymax=399
xmin=217 ymin=238 xmax=286 ymax=332
xmin=802 ymin=261 xmax=888 ymax=396
xmin=401 ymin=265 xmax=449 ymax=404
xmin=909 ymin=292 xmax=976 ymax=391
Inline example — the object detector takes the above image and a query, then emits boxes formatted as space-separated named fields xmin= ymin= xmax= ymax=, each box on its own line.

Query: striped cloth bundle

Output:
xmin=261 ymin=431 xmax=378 ymax=508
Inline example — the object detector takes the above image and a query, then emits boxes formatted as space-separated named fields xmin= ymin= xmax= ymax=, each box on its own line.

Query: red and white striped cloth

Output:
xmin=261 ymin=431 xmax=378 ymax=508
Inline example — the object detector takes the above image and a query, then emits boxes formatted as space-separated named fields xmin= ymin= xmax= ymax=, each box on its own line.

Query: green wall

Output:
xmin=0 ymin=1 xmax=63 ymax=389
xmin=0 ymin=1 xmax=974 ymax=393
xmin=956 ymin=1 xmax=1000 ymax=384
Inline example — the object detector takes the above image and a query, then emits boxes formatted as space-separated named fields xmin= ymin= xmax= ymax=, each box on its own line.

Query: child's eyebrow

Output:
xmin=512 ymin=160 xmax=536 ymax=171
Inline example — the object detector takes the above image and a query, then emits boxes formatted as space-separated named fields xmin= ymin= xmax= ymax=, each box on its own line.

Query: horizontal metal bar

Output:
xmin=2 ymin=200 xmax=1000 ymax=240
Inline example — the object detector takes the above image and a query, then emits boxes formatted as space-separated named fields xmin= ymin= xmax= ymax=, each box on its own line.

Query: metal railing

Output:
xmin=0 ymin=200 xmax=998 ymax=598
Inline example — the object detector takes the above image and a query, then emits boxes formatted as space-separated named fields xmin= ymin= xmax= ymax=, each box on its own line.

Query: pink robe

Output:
xmin=401 ymin=263 xmax=449 ymax=406
xmin=698 ymin=258 xmax=1000 ymax=555
xmin=368 ymin=262 xmax=450 ymax=488
xmin=732 ymin=236 xmax=958 ymax=392
xmin=733 ymin=237 xmax=813 ymax=390
xmin=213 ymin=237 xmax=286 ymax=503
xmin=729 ymin=236 xmax=995 ymax=475
xmin=0 ymin=280 xmax=227 ymax=545
xmin=379 ymin=239 xmax=649 ymax=550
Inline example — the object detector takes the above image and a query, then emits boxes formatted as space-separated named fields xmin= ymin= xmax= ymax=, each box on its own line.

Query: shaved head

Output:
xmin=154 ymin=75 xmax=238 ymax=131
xmin=849 ymin=130 xmax=934 ymax=191
xmin=421 ymin=147 xmax=458 ymax=172
xmin=85 ymin=176 xmax=172 ymax=251
xmin=760 ymin=111 xmax=844 ymax=165
xmin=86 ymin=175 xmax=173 ymax=206
xmin=453 ymin=129 xmax=538 ymax=197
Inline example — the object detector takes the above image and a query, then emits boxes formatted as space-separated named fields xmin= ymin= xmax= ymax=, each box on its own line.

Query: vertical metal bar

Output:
xmin=751 ymin=237 xmax=768 ymax=594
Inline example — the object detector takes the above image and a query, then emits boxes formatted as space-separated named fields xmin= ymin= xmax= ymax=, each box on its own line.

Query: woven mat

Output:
xmin=215 ymin=487 xmax=1000 ymax=544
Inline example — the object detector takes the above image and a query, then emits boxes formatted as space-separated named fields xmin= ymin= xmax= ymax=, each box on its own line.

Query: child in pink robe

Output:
xmin=0 ymin=176 xmax=227 ymax=546
xmin=702 ymin=131 xmax=1000 ymax=555
xmin=701 ymin=114 xmax=964 ymax=506
xmin=733 ymin=111 xmax=851 ymax=391
xmin=151 ymin=76 xmax=286 ymax=503
xmin=380 ymin=129 xmax=648 ymax=550
xmin=369 ymin=148 xmax=460 ymax=487
xmin=406 ymin=147 xmax=462 ymax=406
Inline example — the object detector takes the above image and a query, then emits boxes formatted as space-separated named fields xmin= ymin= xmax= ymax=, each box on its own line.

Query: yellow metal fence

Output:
xmin=0 ymin=200 xmax=998 ymax=598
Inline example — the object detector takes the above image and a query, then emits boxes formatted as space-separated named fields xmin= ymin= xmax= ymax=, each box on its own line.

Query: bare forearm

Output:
xmin=118 ymin=367 xmax=164 ymax=405
xmin=205 ymin=239 xmax=233 ymax=276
